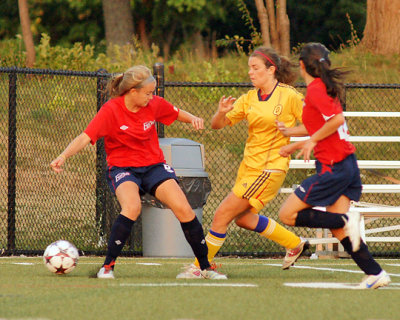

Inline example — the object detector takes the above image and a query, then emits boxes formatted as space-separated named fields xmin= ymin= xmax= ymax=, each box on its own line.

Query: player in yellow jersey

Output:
xmin=177 ymin=47 xmax=308 ymax=279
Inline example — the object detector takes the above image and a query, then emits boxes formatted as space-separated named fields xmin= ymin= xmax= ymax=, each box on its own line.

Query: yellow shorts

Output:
xmin=232 ymin=162 xmax=286 ymax=213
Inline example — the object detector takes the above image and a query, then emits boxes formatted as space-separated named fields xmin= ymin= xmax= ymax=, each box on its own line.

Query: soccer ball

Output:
xmin=43 ymin=240 xmax=79 ymax=274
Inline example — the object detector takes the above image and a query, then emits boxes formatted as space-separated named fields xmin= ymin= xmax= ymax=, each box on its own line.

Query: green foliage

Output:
xmin=287 ymin=0 xmax=366 ymax=50
xmin=0 ymin=36 xmax=26 ymax=67
xmin=165 ymin=0 xmax=206 ymax=12
xmin=216 ymin=0 xmax=262 ymax=53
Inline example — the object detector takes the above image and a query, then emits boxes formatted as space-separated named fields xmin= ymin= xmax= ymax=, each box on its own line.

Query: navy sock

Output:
xmin=340 ymin=237 xmax=382 ymax=275
xmin=180 ymin=217 xmax=210 ymax=270
xmin=295 ymin=208 xmax=347 ymax=229
xmin=104 ymin=214 xmax=135 ymax=268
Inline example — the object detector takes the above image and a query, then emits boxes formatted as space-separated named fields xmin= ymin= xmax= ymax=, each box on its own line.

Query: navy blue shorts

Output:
xmin=106 ymin=163 xmax=178 ymax=196
xmin=294 ymin=153 xmax=362 ymax=207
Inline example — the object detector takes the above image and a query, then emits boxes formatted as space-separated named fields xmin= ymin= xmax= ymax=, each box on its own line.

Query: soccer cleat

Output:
xmin=358 ymin=270 xmax=391 ymax=289
xmin=200 ymin=268 xmax=228 ymax=280
xmin=176 ymin=264 xmax=203 ymax=279
xmin=176 ymin=263 xmax=228 ymax=279
xmin=282 ymin=238 xmax=309 ymax=270
xmin=344 ymin=211 xmax=361 ymax=252
xmin=97 ymin=266 xmax=115 ymax=279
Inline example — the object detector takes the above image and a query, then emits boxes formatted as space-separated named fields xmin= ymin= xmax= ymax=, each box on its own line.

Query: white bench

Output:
xmin=280 ymin=111 xmax=400 ymax=251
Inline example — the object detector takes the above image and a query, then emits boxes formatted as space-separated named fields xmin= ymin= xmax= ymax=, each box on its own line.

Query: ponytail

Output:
xmin=300 ymin=42 xmax=350 ymax=105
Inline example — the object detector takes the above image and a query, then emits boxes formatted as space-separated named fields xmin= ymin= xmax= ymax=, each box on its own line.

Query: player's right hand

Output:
xmin=218 ymin=95 xmax=236 ymax=114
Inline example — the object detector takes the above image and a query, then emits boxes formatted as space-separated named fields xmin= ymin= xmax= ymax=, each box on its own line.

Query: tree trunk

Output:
xmin=361 ymin=0 xmax=400 ymax=55
xmin=254 ymin=0 xmax=271 ymax=47
xmin=266 ymin=0 xmax=280 ymax=51
xmin=277 ymin=0 xmax=290 ymax=56
xmin=18 ymin=0 xmax=35 ymax=67
xmin=162 ymin=22 xmax=177 ymax=60
xmin=211 ymin=31 xmax=218 ymax=61
xmin=193 ymin=31 xmax=206 ymax=59
xmin=102 ymin=0 xmax=134 ymax=50
xmin=138 ymin=18 xmax=150 ymax=50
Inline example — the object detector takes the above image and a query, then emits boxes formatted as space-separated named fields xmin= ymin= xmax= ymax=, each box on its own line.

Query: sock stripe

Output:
xmin=254 ymin=215 xmax=269 ymax=233
xmin=209 ymin=229 xmax=226 ymax=238
xmin=206 ymin=233 xmax=225 ymax=247
xmin=261 ymin=218 xmax=276 ymax=237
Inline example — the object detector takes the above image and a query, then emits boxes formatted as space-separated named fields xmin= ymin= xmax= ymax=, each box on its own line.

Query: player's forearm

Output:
xmin=177 ymin=110 xmax=195 ymax=123
xmin=60 ymin=132 xmax=91 ymax=159
xmin=310 ymin=114 xmax=344 ymax=143
xmin=287 ymin=124 xmax=308 ymax=137
xmin=211 ymin=111 xmax=230 ymax=129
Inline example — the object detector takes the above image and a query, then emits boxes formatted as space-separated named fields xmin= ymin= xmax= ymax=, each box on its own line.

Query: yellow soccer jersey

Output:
xmin=226 ymin=83 xmax=304 ymax=172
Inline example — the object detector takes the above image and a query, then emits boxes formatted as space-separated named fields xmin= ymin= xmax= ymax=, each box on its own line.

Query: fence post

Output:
xmin=153 ymin=63 xmax=165 ymax=138
xmin=7 ymin=70 xmax=17 ymax=253
xmin=95 ymin=69 xmax=109 ymax=243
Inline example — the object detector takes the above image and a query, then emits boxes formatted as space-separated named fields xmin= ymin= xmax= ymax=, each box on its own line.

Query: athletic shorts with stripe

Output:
xmin=106 ymin=162 xmax=178 ymax=196
xmin=294 ymin=153 xmax=362 ymax=207
xmin=232 ymin=161 xmax=286 ymax=213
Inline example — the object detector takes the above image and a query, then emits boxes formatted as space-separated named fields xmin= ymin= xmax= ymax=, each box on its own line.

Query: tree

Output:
xmin=102 ymin=0 xmax=134 ymax=49
xmin=18 ymin=0 xmax=35 ymax=67
xmin=361 ymin=0 xmax=400 ymax=55
xmin=254 ymin=0 xmax=290 ymax=56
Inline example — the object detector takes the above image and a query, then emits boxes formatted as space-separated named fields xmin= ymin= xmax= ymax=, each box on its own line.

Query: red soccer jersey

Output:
xmin=84 ymin=95 xmax=179 ymax=167
xmin=303 ymin=78 xmax=355 ymax=164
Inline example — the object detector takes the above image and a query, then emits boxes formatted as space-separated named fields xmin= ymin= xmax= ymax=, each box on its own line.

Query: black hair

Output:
xmin=299 ymin=42 xmax=350 ymax=105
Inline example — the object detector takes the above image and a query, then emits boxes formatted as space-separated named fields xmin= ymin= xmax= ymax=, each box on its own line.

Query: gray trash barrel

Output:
xmin=141 ymin=138 xmax=211 ymax=257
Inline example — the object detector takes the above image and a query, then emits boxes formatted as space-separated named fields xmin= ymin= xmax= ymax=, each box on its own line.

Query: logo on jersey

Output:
xmin=173 ymin=106 xmax=179 ymax=112
xmin=143 ymin=121 xmax=155 ymax=131
xmin=273 ymin=104 xmax=283 ymax=116
xmin=120 ymin=125 xmax=129 ymax=130
xmin=115 ymin=172 xmax=130 ymax=182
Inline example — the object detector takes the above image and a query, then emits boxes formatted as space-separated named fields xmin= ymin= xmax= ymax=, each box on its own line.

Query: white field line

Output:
xmin=119 ymin=282 xmax=258 ymax=288
xmin=284 ymin=282 xmax=400 ymax=290
xmin=263 ymin=263 xmax=400 ymax=278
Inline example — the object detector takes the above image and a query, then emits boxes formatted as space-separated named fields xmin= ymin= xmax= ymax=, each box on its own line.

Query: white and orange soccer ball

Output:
xmin=43 ymin=240 xmax=79 ymax=274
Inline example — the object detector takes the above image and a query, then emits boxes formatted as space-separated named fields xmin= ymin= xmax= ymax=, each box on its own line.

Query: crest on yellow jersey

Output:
xmin=273 ymin=104 xmax=283 ymax=116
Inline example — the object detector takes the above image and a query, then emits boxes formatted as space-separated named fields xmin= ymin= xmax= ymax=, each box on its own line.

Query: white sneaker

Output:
xmin=97 ymin=266 xmax=115 ymax=279
xmin=201 ymin=268 xmax=228 ymax=280
xmin=176 ymin=263 xmax=228 ymax=280
xmin=176 ymin=264 xmax=203 ymax=279
xmin=282 ymin=238 xmax=309 ymax=270
xmin=344 ymin=211 xmax=361 ymax=252
xmin=358 ymin=270 xmax=391 ymax=289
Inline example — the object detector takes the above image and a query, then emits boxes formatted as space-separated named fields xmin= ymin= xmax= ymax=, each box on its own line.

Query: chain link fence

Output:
xmin=1 ymin=65 xmax=399 ymax=257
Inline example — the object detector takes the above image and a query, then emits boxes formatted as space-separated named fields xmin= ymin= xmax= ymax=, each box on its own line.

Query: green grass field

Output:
xmin=1 ymin=256 xmax=399 ymax=320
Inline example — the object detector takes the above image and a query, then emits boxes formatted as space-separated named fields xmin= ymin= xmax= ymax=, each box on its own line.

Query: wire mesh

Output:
xmin=1 ymin=67 xmax=399 ymax=257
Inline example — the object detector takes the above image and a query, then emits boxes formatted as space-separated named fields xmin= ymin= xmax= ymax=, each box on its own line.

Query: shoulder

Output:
xmin=277 ymin=83 xmax=302 ymax=95
xmin=277 ymin=83 xmax=304 ymax=101
xmin=100 ymin=97 xmax=120 ymax=113
xmin=239 ymin=89 xmax=257 ymax=101
xmin=148 ymin=95 xmax=173 ymax=108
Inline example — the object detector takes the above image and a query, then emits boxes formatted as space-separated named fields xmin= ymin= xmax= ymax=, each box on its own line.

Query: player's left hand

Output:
xmin=275 ymin=120 xmax=289 ymax=136
xmin=191 ymin=116 xmax=204 ymax=130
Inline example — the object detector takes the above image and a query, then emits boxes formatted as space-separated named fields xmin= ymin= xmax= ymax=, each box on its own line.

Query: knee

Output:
xmin=212 ymin=207 xmax=231 ymax=229
xmin=121 ymin=202 xmax=141 ymax=220
xmin=172 ymin=201 xmax=195 ymax=222
xmin=278 ymin=207 xmax=292 ymax=225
